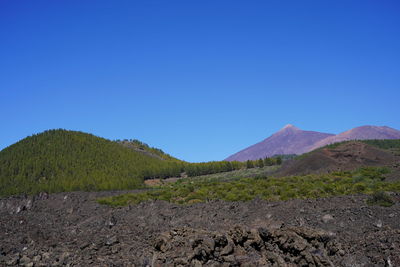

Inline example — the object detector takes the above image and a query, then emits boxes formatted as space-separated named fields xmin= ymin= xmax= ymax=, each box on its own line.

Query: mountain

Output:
xmin=0 ymin=129 xmax=184 ymax=196
xmin=307 ymin=126 xmax=400 ymax=151
xmin=225 ymin=124 xmax=334 ymax=161
xmin=225 ymin=124 xmax=400 ymax=162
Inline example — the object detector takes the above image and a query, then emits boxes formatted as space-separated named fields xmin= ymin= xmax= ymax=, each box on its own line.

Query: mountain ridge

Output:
xmin=225 ymin=124 xmax=400 ymax=161
xmin=225 ymin=125 xmax=334 ymax=161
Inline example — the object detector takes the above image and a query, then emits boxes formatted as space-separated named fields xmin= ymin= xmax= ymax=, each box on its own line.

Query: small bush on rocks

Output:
xmin=366 ymin=191 xmax=395 ymax=207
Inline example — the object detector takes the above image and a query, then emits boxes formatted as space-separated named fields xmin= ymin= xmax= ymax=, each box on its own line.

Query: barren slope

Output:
xmin=226 ymin=124 xmax=334 ymax=161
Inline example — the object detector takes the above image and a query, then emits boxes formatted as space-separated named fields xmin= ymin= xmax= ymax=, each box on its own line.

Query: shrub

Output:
xmin=366 ymin=191 xmax=395 ymax=207
xmin=98 ymin=167 xmax=400 ymax=207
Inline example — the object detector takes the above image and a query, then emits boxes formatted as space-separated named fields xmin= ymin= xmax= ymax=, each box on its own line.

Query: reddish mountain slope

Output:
xmin=225 ymin=124 xmax=334 ymax=161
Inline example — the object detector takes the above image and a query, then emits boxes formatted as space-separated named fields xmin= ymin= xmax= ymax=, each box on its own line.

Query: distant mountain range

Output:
xmin=225 ymin=125 xmax=400 ymax=161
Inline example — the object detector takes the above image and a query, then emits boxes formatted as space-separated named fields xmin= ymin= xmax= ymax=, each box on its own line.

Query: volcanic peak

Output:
xmin=280 ymin=124 xmax=300 ymax=131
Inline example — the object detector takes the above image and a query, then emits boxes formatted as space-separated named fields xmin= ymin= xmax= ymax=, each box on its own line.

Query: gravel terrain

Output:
xmin=1 ymin=191 xmax=399 ymax=266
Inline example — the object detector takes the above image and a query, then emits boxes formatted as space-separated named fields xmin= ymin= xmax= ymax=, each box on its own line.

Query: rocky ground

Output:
xmin=1 ymin=191 xmax=399 ymax=266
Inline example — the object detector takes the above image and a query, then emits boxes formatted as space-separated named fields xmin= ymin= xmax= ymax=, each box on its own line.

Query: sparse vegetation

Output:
xmin=183 ymin=157 xmax=282 ymax=177
xmin=98 ymin=167 xmax=400 ymax=207
xmin=295 ymin=139 xmax=400 ymax=160
xmin=361 ymin=139 xmax=400 ymax=150
xmin=173 ymin=165 xmax=279 ymax=185
xmin=116 ymin=139 xmax=180 ymax=161
xmin=366 ymin=191 xmax=395 ymax=207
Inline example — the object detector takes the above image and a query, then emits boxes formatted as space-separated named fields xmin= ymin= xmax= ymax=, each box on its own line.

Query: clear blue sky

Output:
xmin=1 ymin=0 xmax=399 ymax=162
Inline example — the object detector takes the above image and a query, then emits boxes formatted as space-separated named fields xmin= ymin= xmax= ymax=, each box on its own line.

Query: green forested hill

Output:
xmin=0 ymin=129 xmax=184 ymax=196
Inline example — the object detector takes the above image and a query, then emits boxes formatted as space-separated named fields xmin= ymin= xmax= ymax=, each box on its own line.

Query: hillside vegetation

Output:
xmin=0 ymin=130 xmax=185 ymax=196
xmin=308 ymin=139 xmax=400 ymax=154
xmin=117 ymin=139 xmax=180 ymax=161
xmin=0 ymin=129 xmax=281 ymax=197
xmin=5 ymin=130 xmax=395 ymax=198
xmin=98 ymin=167 xmax=400 ymax=206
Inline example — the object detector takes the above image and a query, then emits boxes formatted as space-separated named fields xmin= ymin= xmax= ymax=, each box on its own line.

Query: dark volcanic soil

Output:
xmin=1 ymin=191 xmax=400 ymax=266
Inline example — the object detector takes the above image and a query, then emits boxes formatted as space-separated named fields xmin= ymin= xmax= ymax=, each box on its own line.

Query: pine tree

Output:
xmin=246 ymin=160 xmax=254 ymax=169
xmin=257 ymin=158 xmax=264 ymax=168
